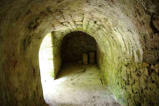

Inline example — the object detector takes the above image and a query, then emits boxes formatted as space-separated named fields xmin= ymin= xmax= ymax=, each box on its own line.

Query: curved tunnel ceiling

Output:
xmin=2 ymin=0 xmax=143 ymax=62
xmin=0 ymin=0 xmax=159 ymax=106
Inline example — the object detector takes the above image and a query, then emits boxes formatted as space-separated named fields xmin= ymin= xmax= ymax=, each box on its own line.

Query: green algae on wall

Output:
xmin=106 ymin=61 xmax=159 ymax=106
xmin=1 ymin=0 xmax=159 ymax=105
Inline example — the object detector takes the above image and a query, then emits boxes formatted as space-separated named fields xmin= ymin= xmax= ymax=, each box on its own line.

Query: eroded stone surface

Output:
xmin=0 ymin=0 xmax=159 ymax=106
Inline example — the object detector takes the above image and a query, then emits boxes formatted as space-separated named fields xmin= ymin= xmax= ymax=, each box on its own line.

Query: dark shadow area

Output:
xmin=61 ymin=31 xmax=97 ymax=67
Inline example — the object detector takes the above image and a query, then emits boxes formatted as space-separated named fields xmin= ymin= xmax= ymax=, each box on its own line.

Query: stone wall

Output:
xmin=0 ymin=0 xmax=159 ymax=105
xmin=107 ymin=60 xmax=159 ymax=106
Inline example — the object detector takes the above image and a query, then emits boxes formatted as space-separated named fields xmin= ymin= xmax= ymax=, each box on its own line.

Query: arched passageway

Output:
xmin=38 ymin=31 xmax=120 ymax=106
xmin=2 ymin=0 xmax=159 ymax=106
xmin=61 ymin=31 xmax=97 ymax=65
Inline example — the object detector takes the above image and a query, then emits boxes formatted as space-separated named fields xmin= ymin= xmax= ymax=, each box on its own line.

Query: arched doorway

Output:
xmin=39 ymin=31 xmax=99 ymax=80
xmin=38 ymin=31 xmax=120 ymax=106
xmin=61 ymin=31 xmax=97 ymax=66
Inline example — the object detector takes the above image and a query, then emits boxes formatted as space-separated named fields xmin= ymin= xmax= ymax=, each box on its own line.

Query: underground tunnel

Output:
xmin=0 ymin=0 xmax=159 ymax=106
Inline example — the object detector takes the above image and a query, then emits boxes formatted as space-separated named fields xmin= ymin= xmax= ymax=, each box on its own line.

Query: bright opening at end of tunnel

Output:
xmin=39 ymin=33 xmax=60 ymax=104
xmin=39 ymin=33 xmax=54 ymax=83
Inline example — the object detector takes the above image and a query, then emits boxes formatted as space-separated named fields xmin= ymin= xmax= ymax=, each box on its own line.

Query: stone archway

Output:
xmin=61 ymin=31 xmax=97 ymax=66
xmin=51 ymin=30 xmax=103 ymax=79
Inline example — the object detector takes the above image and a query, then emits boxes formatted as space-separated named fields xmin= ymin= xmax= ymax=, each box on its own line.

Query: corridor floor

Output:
xmin=44 ymin=64 xmax=120 ymax=106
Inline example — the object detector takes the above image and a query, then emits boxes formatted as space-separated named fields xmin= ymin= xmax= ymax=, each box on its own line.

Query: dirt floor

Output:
xmin=43 ymin=64 xmax=120 ymax=106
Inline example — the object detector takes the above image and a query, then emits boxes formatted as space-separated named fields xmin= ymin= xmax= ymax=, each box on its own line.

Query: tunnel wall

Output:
xmin=0 ymin=0 xmax=159 ymax=106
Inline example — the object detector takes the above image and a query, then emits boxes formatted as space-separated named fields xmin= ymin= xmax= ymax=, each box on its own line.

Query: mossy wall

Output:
xmin=0 ymin=0 xmax=159 ymax=105
xmin=108 ymin=62 xmax=159 ymax=106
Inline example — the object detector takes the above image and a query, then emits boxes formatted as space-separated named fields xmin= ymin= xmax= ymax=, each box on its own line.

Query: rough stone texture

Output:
xmin=0 ymin=0 xmax=159 ymax=106
xmin=107 ymin=61 xmax=159 ymax=106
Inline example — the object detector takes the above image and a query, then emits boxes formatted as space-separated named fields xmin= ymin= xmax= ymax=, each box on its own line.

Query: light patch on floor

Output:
xmin=42 ymin=64 xmax=120 ymax=106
